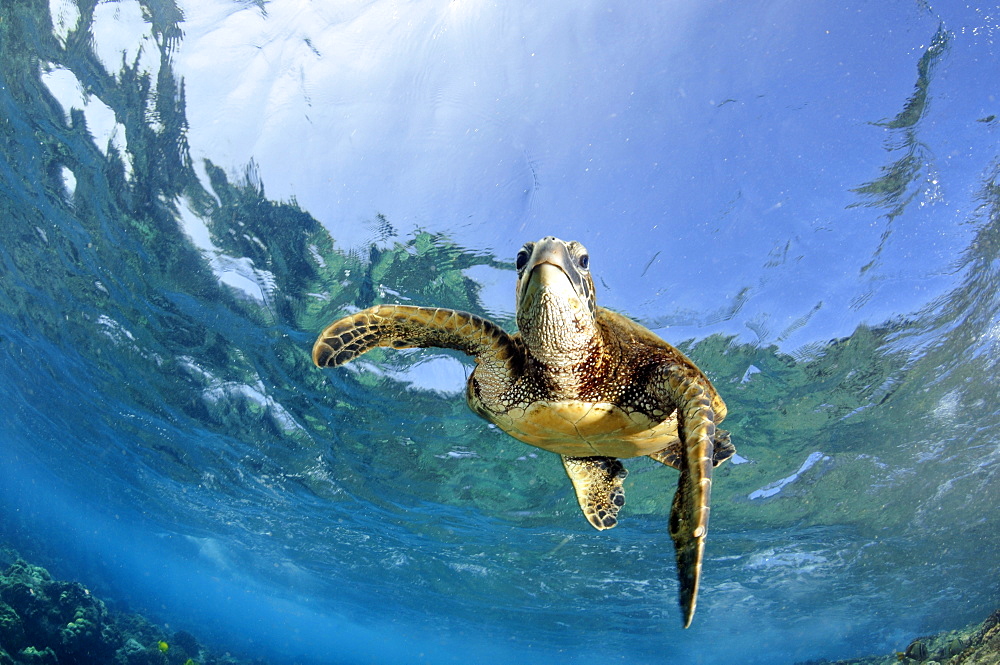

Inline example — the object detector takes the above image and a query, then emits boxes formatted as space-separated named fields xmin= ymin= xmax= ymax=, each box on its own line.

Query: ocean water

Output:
xmin=2 ymin=0 xmax=1000 ymax=663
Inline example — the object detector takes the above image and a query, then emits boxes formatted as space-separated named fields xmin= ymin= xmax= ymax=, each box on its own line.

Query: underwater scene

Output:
xmin=2 ymin=0 xmax=1000 ymax=663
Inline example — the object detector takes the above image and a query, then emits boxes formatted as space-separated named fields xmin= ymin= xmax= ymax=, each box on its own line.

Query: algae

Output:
xmin=0 ymin=557 xmax=256 ymax=665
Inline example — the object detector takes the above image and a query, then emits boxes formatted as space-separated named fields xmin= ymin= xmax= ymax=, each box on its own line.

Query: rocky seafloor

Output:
xmin=0 ymin=557 xmax=264 ymax=665
xmin=2 ymin=548 xmax=997 ymax=665
xmin=799 ymin=609 xmax=1000 ymax=665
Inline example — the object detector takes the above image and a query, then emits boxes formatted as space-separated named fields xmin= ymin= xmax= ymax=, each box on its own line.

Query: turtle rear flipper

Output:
xmin=713 ymin=429 xmax=735 ymax=466
xmin=561 ymin=455 xmax=628 ymax=530
xmin=649 ymin=428 xmax=734 ymax=470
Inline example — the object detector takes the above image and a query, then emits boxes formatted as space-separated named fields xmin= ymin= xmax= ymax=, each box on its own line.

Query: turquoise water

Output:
xmin=2 ymin=1 xmax=1000 ymax=663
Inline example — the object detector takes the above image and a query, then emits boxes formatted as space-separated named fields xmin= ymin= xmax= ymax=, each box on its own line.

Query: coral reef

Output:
xmin=0 ymin=560 xmax=257 ymax=665
xmin=799 ymin=609 xmax=1000 ymax=665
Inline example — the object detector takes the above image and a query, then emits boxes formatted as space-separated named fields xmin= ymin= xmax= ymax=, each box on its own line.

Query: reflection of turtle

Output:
xmin=313 ymin=236 xmax=733 ymax=627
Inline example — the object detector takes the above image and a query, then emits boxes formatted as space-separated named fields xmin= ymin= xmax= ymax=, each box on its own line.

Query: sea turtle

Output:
xmin=313 ymin=236 xmax=733 ymax=627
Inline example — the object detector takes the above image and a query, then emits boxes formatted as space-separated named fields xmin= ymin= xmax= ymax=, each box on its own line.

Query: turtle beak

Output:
xmin=528 ymin=238 xmax=574 ymax=272
xmin=517 ymin=238 xmax=577 ymax=310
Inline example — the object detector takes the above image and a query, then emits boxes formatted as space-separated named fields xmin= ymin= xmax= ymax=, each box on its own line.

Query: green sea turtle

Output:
xmin=313 ymin=236 xmax=733 ymax=627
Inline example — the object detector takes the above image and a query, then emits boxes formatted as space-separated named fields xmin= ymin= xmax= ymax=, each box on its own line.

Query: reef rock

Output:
xmin=798 ymin=608 xmax=1000 ymax=665
xmin=0 ymin=560 xmax=117 ymax=663
xmin=0 ymin=557 xmax=263 ymax=665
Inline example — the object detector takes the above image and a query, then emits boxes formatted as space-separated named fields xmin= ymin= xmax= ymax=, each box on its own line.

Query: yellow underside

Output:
xmin=486 ymin=400 xmax=677 ymax=458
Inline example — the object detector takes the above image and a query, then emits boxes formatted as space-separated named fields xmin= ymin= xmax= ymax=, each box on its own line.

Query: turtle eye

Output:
xmin=577 ymin=253 xmax=590 ymax=271
xmin=515 ymin=245 xmax=533 ymax=272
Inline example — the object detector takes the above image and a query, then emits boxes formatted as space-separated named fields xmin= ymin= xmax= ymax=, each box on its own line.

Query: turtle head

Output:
xmin=515 ymin=236 xmax=599 ymax=366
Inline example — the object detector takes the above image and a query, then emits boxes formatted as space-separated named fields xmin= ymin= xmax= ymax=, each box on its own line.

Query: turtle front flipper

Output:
xmin=313 ymin=305 xmax=517 ymax=370
xmin=653 ymin=366 xmax=719 ymax=629
xmin=561 ymin=455 xmax=628 ymax=530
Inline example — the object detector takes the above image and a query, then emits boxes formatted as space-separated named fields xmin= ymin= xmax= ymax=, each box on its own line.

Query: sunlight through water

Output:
xmin=2 ymin=1 xmax=1000 ymax=664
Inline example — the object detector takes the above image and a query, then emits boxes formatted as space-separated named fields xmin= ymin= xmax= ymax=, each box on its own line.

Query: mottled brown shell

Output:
xmin=465 ymin=306 xmax=725 ymax=457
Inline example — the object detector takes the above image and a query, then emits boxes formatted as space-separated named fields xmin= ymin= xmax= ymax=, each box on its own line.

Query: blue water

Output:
xmin=2 ymin=1 xmax=1000 ymax=663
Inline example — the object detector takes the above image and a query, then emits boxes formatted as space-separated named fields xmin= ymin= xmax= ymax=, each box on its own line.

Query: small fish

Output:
xmin=158 ymin=641 xmax=169 ymax=653
xmin=184 ymin=659 xmax=197 ymax=665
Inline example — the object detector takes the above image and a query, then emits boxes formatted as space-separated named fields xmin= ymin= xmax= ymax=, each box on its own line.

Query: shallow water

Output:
xmin=2 ymin=1 xmax=1000 ymax=664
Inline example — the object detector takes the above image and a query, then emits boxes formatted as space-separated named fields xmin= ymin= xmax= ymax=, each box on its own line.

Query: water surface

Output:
xmin=2 ymin=1 xmax=1000 ymax=663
